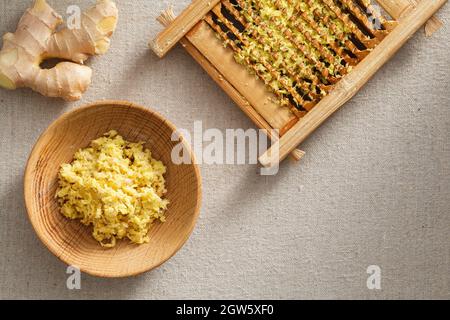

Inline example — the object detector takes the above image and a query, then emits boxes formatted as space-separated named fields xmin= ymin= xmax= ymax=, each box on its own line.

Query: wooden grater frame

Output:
xmin=151 ymin=0 xmax=447 ymax=167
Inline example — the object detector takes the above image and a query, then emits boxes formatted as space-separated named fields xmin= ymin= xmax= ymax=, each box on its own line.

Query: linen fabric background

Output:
xmin=0 ymin=0 xmax=448 ymax=299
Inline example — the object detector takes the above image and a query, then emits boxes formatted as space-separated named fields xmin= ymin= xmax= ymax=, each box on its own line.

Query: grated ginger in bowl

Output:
xmin=56 ymin=130 xmax=169 ymax=248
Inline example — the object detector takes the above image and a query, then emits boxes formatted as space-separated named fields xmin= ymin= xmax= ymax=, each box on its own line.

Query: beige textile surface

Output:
xmin=0 ymin=0 xmax=448 ymax=299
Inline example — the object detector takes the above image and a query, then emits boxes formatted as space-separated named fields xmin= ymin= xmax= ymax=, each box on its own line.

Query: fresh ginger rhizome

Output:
xmin=0 ymin=0 xmax=118 ymax=101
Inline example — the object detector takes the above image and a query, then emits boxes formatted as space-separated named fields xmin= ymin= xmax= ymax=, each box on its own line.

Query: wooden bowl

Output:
xmin=24 ymin=101 xmax=202 ymax=278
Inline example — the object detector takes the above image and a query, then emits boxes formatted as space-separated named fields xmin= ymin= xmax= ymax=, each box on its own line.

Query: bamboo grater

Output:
xmin=150 ymin=0 xmax=447 ymax=167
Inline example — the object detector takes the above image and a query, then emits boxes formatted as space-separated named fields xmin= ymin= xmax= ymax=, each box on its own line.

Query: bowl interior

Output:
xmin=24 ymin=101 xmax=201 ymax=277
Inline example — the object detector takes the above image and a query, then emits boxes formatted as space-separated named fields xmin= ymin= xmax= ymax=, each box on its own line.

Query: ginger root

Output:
xmin=0 ymin=0 xmax=118 ymax=101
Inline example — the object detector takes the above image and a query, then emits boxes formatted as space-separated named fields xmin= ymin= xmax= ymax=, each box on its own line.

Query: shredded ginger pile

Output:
xmin=56 ymin=130 xmax=169 ymax=248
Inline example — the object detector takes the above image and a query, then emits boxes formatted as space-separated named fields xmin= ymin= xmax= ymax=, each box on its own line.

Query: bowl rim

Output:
xmin=23 ymin=100 xmax=202 ymax=278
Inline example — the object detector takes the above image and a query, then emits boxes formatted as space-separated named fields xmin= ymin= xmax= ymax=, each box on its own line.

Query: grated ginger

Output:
xmin=56 ymin=130 xmax=169 ymax=248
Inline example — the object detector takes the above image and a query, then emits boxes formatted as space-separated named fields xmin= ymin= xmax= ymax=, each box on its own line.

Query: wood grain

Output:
xmin=425 ymin=16 xmax=444 ymax=36
xmin=377 ymin=0 xmax=413 ymax=19
xmin=259 ymin=0 xmax=448 ymax=168
xmin=24 ymin=101 xmax=202 ymax=278
xmin=150 ymin=0 xmax=221 ymax=57
xmin=378 ymin=0 xmax=444 ymax=36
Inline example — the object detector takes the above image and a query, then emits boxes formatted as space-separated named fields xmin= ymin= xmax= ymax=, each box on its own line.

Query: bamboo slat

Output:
xmin=377 ymin=0 xmax=443 ymax=35
xmin=150 ymin=0 xmax=221 ymax=57
xmin=411 ymin=0 xmax=445 ymax=36
xmin=259 ymin=0 xmax=448 ymax=168
xmin=425 ymin=16 xmax=444 ymax=36
xmin=376 ymin=0 xmax=413 ymax=19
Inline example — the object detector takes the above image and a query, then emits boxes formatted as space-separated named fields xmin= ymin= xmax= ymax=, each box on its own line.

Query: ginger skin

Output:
xmin=0 ymin=0 xmax=118 ymax=101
